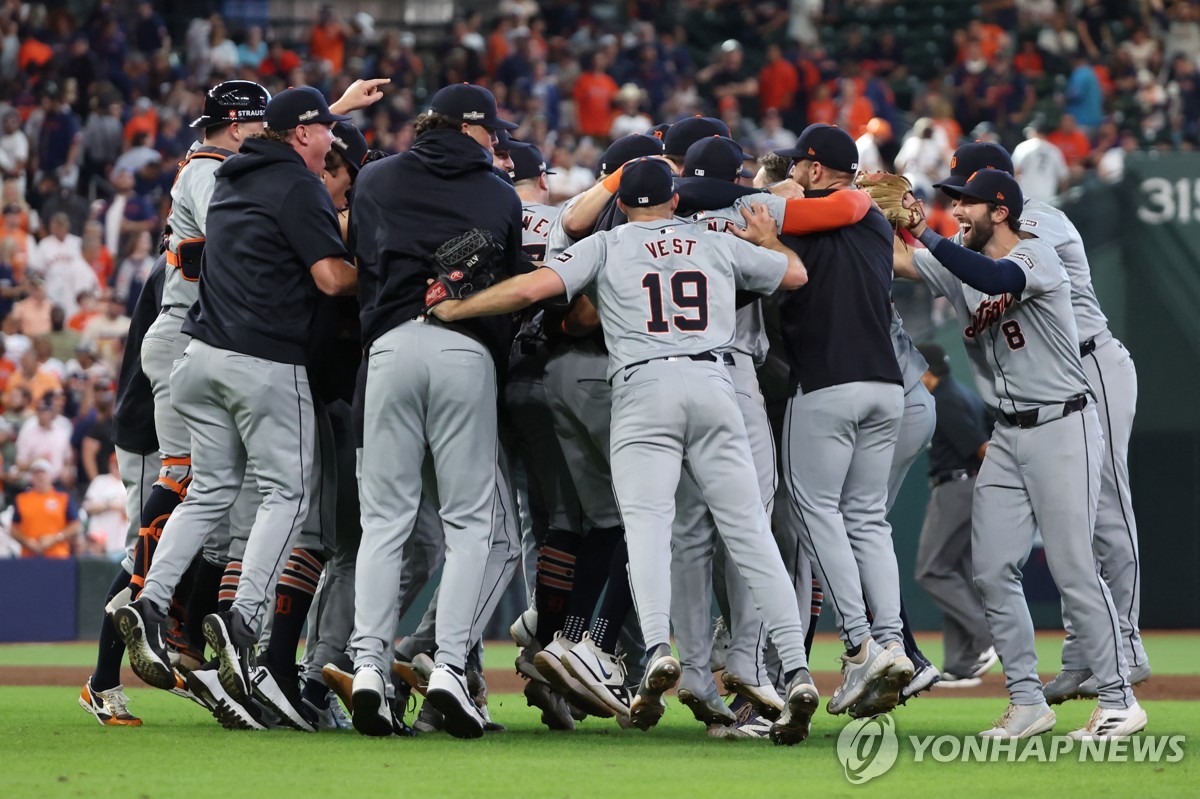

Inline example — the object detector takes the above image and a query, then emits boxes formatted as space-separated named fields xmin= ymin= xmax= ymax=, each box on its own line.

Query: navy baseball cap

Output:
xmin=430 ymin=83 xmax=517 ymax=131
xmin=933 ymin=141 xmax=1014 ymax=191
xmin=777 ymin=124 xmax=859 ymax=174
xmin=663 ymin=116 xmax=731 ymax=157
xmin=916 ymin=343 xmax=950 ymax=377
xmin=331 ymin=121 xmax=369 ymax=175
xmin=618 ymin=158 xmax=676 ymax=208
xmin=510 ymin=144 xmax=555 ymax=182
xmin=265 ymin=86 xmax=350 ymax=130
xmin=955 ymin=168 xmax=1023 ymax=219
xmin=646 ymin=122 xmax=671 ymax=141
xmin=597 ymin=133 xmax=664 ymax=177
xmin=683 ymin=136 xmax=746 ymax=183
xmin=495 ymin=130 xmax=533 ymax=153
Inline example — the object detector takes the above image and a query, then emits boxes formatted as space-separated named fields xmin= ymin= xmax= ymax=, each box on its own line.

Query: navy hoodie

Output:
xmin=352 ymin=128 xmax=524 ymax=364
xmin=184 ymin=137 xmax=347 ymax=365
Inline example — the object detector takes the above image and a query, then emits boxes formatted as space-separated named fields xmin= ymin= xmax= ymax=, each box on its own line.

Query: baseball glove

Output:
xmin=855 ymin=172 xmax=926 ymax=230
xmin=424 ymin=228 xmax=500 ymax=308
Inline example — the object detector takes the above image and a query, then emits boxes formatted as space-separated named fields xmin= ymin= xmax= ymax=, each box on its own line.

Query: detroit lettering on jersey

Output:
xmin=913 ymin=237 xmax=1092 ymax=414
xmin=547 ymin=219 xmax=788 ymax=381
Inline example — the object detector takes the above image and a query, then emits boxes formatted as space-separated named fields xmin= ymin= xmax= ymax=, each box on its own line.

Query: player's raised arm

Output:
xmin=731 ymin=203 xmax=807 ymax=290
xmin=561 ymin=135 xmax=667 ymax=238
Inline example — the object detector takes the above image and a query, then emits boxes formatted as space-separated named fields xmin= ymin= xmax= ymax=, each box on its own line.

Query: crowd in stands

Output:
xmin=0 ymin=0 xmax=1195 ymax=558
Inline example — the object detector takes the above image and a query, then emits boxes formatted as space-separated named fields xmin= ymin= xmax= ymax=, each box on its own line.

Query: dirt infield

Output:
xmin=6 ymin=664 xmax=1197 ymax=700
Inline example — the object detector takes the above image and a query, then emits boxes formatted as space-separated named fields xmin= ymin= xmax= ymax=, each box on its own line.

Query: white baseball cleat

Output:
xmin=1068 ymin=701 xmax=1148 ymax=740
xmin=561 ymin=632 xmax=632 ymax=717
xmin=968 ymin=646 xmax=999 ymax=678
xmin=426 ymin=663 xmax=486 ymax=740
xmin=979 ymin=702 xmax=1056 ymax=738
xmin=509 ymin=607 xmax=538 ymax=649
xmin=827 ymin=637 xmax=894 ymax=715
xmin=720 ymin=671 xmax=784 ymax=721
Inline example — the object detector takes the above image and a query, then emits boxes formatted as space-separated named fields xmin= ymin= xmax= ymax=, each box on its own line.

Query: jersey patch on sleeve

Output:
xmin=554 ymin=252 xmax=573 ymax=263
xmin=1009 ymin=251 xmax=1036 ymax=270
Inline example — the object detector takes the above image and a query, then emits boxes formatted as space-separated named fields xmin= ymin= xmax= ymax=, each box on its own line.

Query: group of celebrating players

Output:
xmin=75 ymin=72 xmax=1148 ymax=746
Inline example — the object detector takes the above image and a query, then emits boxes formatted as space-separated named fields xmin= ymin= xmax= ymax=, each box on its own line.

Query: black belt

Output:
xmin=930 ymin=469 xmax=977 ymax=488
xmin=624 ymin=351 xmax=735 ymax=371
xmin=1002 ymin=395 xmax=1088 ymax=429
xmin=1079 ymin=337 xmax=1096 ymax=357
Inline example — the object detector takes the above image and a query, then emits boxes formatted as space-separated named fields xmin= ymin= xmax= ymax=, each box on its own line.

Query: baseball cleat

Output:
xmin=562 ymin=632 xmax=631 ymax=718
xmin=678 ymin=688 xmax=736 ymax=727
xmin=392 ymin=652 xmax=434 ymax=697
xmin=1075 ymin=662 xmax=1152 ymax=698
xmin=1043 ymin=668 xmax=1093 ymax=704
xmin=827 ymin=637 xmax=894 ymax=715
xmin=413 ymin=700 xmax=444 ymax=733
xmin=979 ymin=702 xmax=1056 ymax=738
xmin=849 ymin=641 xmax=914 ymax=718
xmin=250 ymin=663 xmax=315 ymax=732
xmin=720 ymin=671 xmax=784 ymax=720
xmin=515 ymin=645 xmax=547 ymax=684
xmin=938 ymin=672 xmax=983 ymax=688
xmin=629 ymin=644 xmax=680 ymax=731
xmin=708 ymin=695 xmax=771 ymax=740
xmin=203 ymin=611 xmax=255 ymax=705
xmin=79 ymin=681 xmax=142 ymax=727
xmin=113 ymin=598 xmax=177 ymax=691
xmin=968 ymin=646 xmax=999 ymax=678
xmin=467 ymin=669 xmax=505 ymax=732
xmin=301 ymin=683 xmax=352 ymax=731
xmin=1068 ymin=701 xmax=1148 ymax=740
xmin=709 ymin=616 xmax=730 ymax=673
xmin=104 ymin=585 xmax=134 ymax=616
xmin=769 ymin=669 xmax=820 ymax=745
xmin=901 ymin=663 xmax=941 ymax=702
xmin=426 ymin=663 xmax=486 ymax=740
xmin=322 ymin=664 xmax=354 ymax=713
xmin=350 ymin=665 xmax=393 ymax=737
xmin=534 ymin=633 xmax=615 ymax=718
xmin=524 ymin=680 xmax=576 ymax=731
xmin=509 ymin=607 xmax=538 ymax=649
xmin=186 ymin=662 xmax=266 ymax=731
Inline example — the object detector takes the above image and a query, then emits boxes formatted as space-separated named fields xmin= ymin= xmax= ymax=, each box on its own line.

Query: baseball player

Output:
xmin=78 ymin=257 xmax=166 ymax=725
xmin=928 ymin=142 xmax=1149 ymax=700
xmin=432 ymin=158 xmax=821 ymax=746
xmin=113 ymin=86 xmax=359 ymax=731
xmin=346 ymin=83 xmax=523 ymax=740
xmin=894 ymin=168 xmax=1145 ymax=739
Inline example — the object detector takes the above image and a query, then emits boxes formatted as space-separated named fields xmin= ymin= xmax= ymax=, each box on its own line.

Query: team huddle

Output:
xmin=76 ymin=76 xmax=1149 ymax=745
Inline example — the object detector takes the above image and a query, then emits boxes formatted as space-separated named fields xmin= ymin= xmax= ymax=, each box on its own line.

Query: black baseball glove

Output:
xmin=424 ymin=228 xmax=500 ymax=308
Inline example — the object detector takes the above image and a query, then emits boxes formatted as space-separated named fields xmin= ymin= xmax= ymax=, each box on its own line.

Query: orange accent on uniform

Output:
xmin=161 ymin=456 xmax=192 ymax=467
xmin=781 ymin=191 xmax=873 ymax=236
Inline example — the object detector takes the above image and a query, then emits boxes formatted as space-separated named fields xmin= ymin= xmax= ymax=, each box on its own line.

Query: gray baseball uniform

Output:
xmin=548 ymin=219 xmax=809 ymax=674
xmin=1020 ymin=200 xmax=1145 ymax=671
xmin=115 ymin=447 xmax=160 ymax=574
xmin=914 ymin=236 xmax=1133 ymax=709
xmin=887 ymin=309 xmax=935 ymax=511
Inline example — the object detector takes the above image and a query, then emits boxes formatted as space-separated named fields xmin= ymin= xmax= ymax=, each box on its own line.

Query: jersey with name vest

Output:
xmin=914 ymin=236 xmax=1092 ymax=415
xmin=547 ymin=219 xmax=787 ymax=381
xmin=162 ymin=144 xmax=231 ymax=309
xmin=1020 ymin=198 xmax=1108 ymax=342
xmin=521 ymin=201 xmax=559 ymax=263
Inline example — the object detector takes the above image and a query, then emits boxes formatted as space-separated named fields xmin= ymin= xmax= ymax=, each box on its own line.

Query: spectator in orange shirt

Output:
xmin=18 ymin=35 xmax=53 ymax=72
xmin=1 ymin=203 xmax=36 ymax=281
xmin=808 ymin=82 xmax=837 ymax=126
xmin=758 ymin=44 xmax=800 ymax=115
xmin=68 ymin=291 xmax=99 ymax=333
xmin=81 ymin=224 xmax=114 ymax=287
xmin=836 ymin=79 xmax=876 ymax=139
xmin=1013 ymin=40 xmax=1046 ymax=77
xmin=1046 ymin=113 xmax=1093 ymax=167
xmin=310 ymin=6 xmax=349 ymax=74
xmin=10 ymin=459 xmax=80 ymax=558
xmin=260 ymin=39 xmax=302 ymax=78
xmin=123 ymin=99 xmax=159 ymax=147
xmin=486 ymin=16 xmax=515 ymax=76
xmin=6 ymin=349 xmax=62 ymax=406
xmin=0 ymin=339 xmax=16 ymax=392
xmin=573 ymin=52 xmax=620 ymax=138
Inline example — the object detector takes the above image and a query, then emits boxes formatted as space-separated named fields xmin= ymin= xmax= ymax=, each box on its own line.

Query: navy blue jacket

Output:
xmin=352 ymin=128 xmax=523 ymax=364
xmin=112 ymin=255 xmax=165 ymax=455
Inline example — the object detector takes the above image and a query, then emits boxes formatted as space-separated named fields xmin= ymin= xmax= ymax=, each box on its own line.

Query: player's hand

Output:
xmin=766 ymin=179 xmax=805 ymax=199
xmin=331 ymin=78 xmax=391 ymax=114
xmin=429 ymin=299 xmax=462 ymax=321
xmin=732 ymin=204 xmax=779 ymax=246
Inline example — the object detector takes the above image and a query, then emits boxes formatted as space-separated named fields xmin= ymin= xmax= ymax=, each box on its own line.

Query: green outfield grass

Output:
xmin=2 ymin=631 xmax=1197 ymax=675
xmin=1 ymin=687 xmax=1197 ymax=799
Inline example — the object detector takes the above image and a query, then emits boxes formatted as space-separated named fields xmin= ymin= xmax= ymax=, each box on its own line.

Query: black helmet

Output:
xmin=190 ymin=80 xmax=271 ymax=129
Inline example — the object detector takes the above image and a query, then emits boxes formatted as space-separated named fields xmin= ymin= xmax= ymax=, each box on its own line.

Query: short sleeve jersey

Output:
xmin=548 ymin=219 xmax=787 ymax=380
xmin=162 ymin=146 xmax=229 ymax=310
xmin=1020 ymin=198 xmax=1108 ymax=342
xmin=913 ymin=236 xmax=1091 ymax=415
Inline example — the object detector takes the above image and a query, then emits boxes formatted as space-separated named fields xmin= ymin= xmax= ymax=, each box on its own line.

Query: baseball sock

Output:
xmin=92 ymin=568 xmax=133 ymax=691
xmin=898 ymin=598 xmax=930 ymax=668
xmin=533 ymin=529 xmax=577 ymax=646
xmin=559 ymin=525 xmax=621 ymax=643
xmin=165 ymin=560 xmax=199 ymax=659
xmin=129 ymin=481 xmax=187 ymax=591
xmin=217 ymin=561 xmax=242 ymax=613
xmin=266 ymin=548 xmax=326 ymax=675
xmin=185 ymin=559 xmax=226 ymax=656
xmin=590 ymin=538 xmax=633 ymax=654
xmin=804 ymin=578 xmax=823 ymax=658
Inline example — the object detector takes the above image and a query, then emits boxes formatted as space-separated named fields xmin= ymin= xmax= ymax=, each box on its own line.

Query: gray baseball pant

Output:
xmin=972 ymin=406 xmax=1133 ymax=709
xmin=351 ymin=320 xmax=498 ymax=673
xmin=116 ymin=447 xmax=160 ymax=574
xmin=783 ymin=380 xmax=905 ymax=650
xmin=612 ymin=359 xmax=807 ymax=673
xmin=1066 ymin=332 xmax=1146 ymax=670
xmin=671 ymin=353 xmax=775 ymax=696
xmin=887 ymin=383 xmax=936 ymax=512
xmin=140 ymin=338 xmax=314 ymax=634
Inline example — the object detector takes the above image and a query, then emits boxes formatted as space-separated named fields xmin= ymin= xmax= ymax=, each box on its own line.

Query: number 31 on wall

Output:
xmin=1138 ymin=177 xmax=1200 ymax=224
